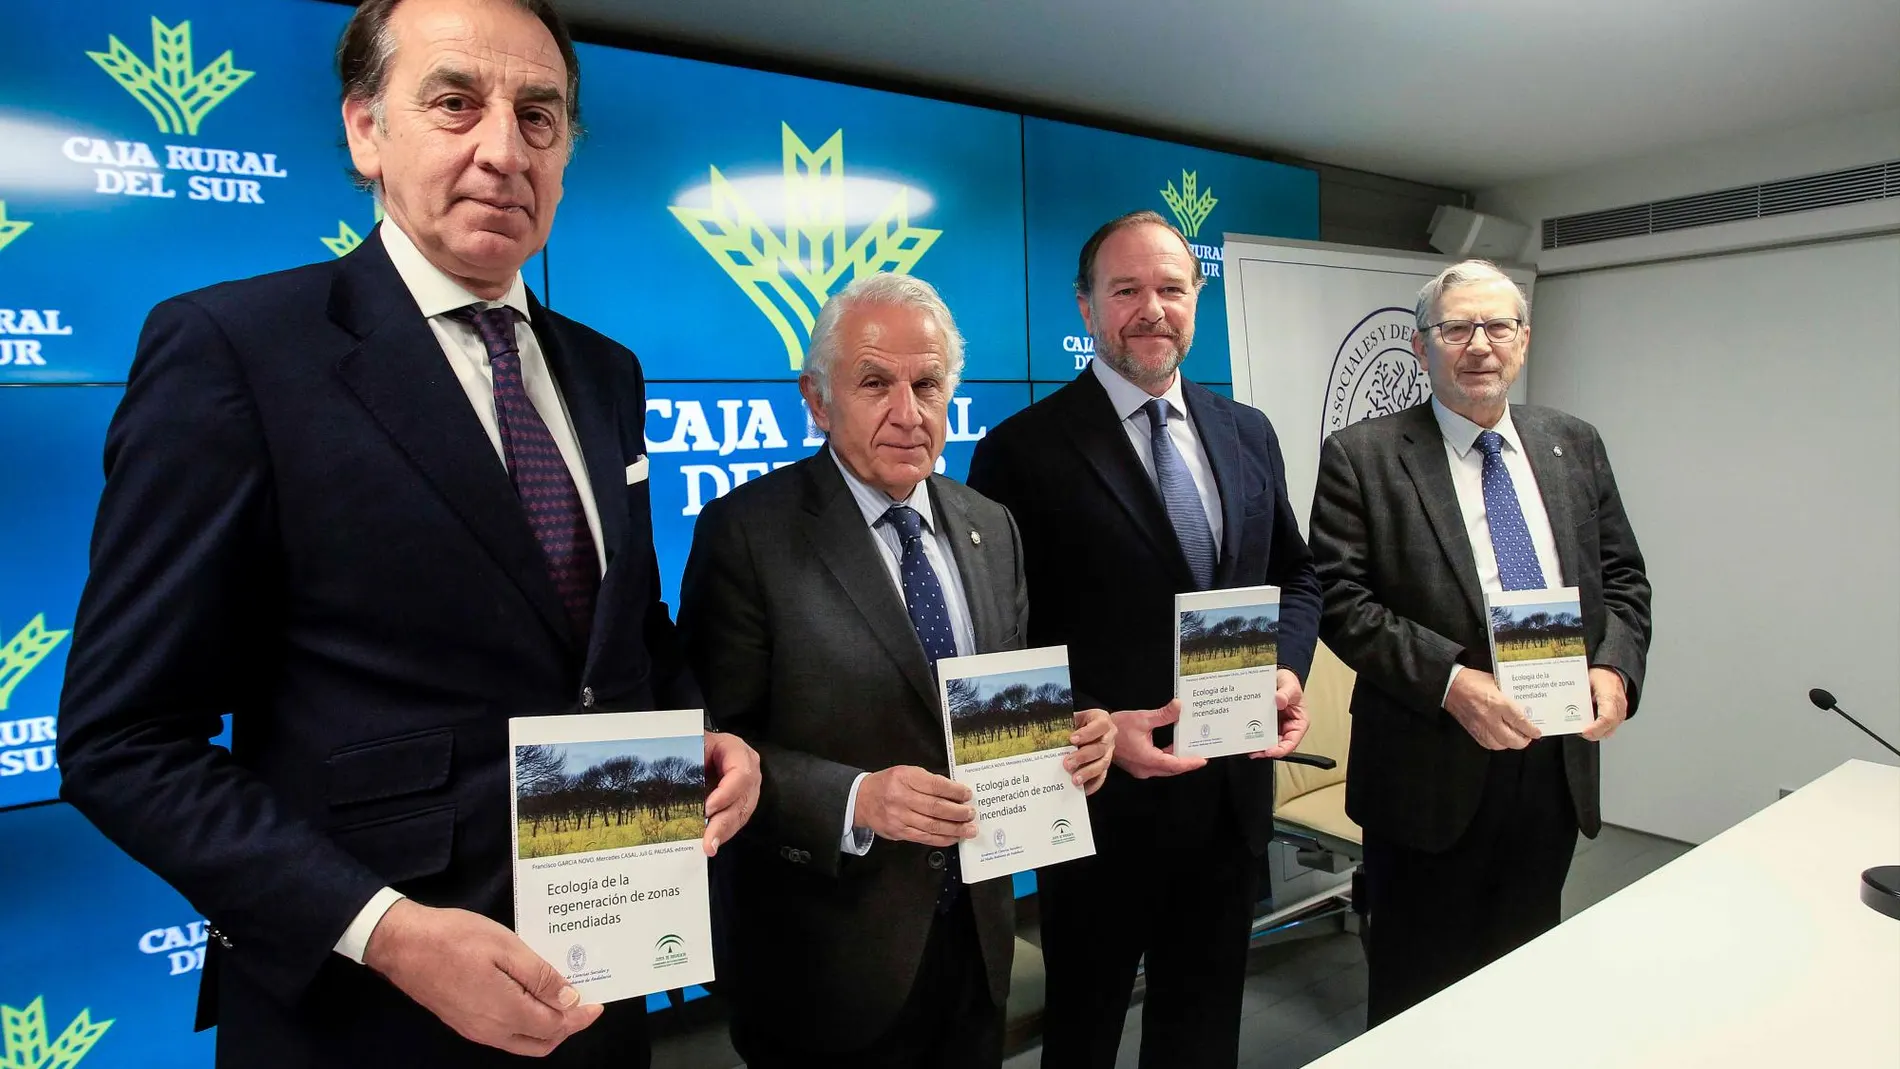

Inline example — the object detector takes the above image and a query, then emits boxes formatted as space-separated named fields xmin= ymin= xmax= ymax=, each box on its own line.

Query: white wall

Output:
xmin=1529 ymin=235 xmax=1900 ymax=843
xmin=1478 ymin=106 xmax=1900 ymax=270
xmin=1467 ymin=108 xmax=1900 ymax=843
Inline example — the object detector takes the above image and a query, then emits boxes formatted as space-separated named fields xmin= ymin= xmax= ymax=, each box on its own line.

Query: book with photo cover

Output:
xmin=507 ymin=708 xmax=714 ymax=1003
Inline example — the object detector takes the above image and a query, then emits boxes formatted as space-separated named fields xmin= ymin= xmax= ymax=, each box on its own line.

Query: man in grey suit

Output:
xmin=1309 ymin=260 xmax=1652 ymax=1025
xmin=679 ymin=272 xmax=1116 ymax=1068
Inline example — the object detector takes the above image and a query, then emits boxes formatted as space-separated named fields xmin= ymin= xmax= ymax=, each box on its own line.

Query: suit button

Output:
xmin=927 ymin=850 xmax=945 ymax=870
xmin=580 ymin=687 xmax=595 ymax=709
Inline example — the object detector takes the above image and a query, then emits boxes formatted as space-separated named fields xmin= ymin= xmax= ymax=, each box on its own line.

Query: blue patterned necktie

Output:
xmin=1145 ymin=398 xmax=1217 ymax=590
xmin=1476 ymin=430 xmax=1547 ymax=591
xmin=453 ymin=305 xmax=599 ymax=644
xmin=879 ymin=503 xmax=963 ymax=912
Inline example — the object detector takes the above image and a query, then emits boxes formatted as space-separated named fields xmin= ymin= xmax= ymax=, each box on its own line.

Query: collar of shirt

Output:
xmin=379 ymin=219 xmax=533 ymax=322
xmin=1091 ymin=354 xmax=1190 ymax=425
xmin=829 ymin=448 xmax=937 ymax=535
xmin=1431 ymin=395 xmax=1525 ymax=460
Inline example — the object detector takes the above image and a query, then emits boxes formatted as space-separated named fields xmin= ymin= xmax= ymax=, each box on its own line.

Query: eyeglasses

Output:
xmin=1426 ymin=318 xmax=1523 ymax=345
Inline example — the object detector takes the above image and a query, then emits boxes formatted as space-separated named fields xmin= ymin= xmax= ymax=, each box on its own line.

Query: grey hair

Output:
xmin=1414 ymin=259 xmax=1529 ymax=331
xmin=803 ymin=273 xmax=966 ymax=405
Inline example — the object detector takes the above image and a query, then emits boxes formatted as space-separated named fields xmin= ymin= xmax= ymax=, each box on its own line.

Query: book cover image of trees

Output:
xmin=514 ymin=738 xmax=707 ymax=859
xmin=1489 ymin=602 xmax=1586 ymax=664
xmin=1178 ymin=606 xmax=1279 ymax=677
xmin=945 ymin=666 xmax=1074 ymax=766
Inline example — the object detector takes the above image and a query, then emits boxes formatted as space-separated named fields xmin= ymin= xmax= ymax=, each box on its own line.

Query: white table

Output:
xmin=1310 ymin=759 xmax=1900 ymax=1068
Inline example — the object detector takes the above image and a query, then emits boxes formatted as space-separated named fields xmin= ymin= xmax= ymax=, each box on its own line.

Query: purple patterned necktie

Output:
xmin=452 ymin=304 xmax=599 ymax=643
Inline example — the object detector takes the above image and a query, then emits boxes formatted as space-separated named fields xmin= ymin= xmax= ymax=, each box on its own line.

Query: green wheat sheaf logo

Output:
xmin=1159 ymin=169 xmax=1218 ymax=239
xmin=654 ymin=934 xmax=685 ymax=955
xmin=87 ymin=17 xmax=254 ymax=136
xmin=323 ymin=203 xmax=387 ymax=258
xmin=0 ymin=996 xmax=114 ymax=1069
xmin=669 ymin=124 xmax=942 ymax=371
xmin=0 ymin=616 xmax=71 ymax=714
xmin=0 ymin=203 xmax=31 ymax=256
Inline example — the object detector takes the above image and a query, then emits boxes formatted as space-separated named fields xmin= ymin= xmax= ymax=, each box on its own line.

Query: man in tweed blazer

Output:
xmin=1310 ymin=260 xmax=1653 ymax=1025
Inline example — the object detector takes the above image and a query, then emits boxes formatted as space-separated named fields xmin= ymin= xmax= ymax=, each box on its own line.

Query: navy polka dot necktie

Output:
xmin=879 ymin=503 xmax=963 ymax=911
xmin=880 ymin=504 xmax=959 ymax=666
xmin=1476 ymin=430 xmax=1547 ymax=591
xmin=453 ymin=304 xmax=599 ymax=644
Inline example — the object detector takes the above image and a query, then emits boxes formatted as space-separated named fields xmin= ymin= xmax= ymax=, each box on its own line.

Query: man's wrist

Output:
xmin=336 ymin=886 xmax=406 ymax=965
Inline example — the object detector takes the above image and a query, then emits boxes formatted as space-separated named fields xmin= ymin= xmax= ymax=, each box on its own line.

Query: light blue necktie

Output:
xmin=1146 ymin=398 xmax=1217 ymax=590
xmin=878 ymin=503 xmax=963 ymax=913
xmin=1476 ymin=430 xmax=1547 ymax=591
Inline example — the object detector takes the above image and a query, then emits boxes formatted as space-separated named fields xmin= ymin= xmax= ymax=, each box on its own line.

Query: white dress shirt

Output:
xmin=333 ymin=223 xmax=608 ymax=964
xmin=831 ymin=450 xmax=977 ymax=856
xmin=1090 ymin=358 xmax=1224 ymax=549
xmin=1432 ymin=398 xmax=1563 ymax=703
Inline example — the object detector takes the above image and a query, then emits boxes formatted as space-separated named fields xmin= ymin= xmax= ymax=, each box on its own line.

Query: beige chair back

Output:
xmin=1274 ymin=641 xmax=1356 ymax=807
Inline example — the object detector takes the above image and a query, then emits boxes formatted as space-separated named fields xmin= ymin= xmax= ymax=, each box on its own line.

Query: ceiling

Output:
xmin=558 ymin=0 xmax=1900 ymax=192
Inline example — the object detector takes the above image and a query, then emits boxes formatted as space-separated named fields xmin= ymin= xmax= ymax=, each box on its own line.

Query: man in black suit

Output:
xmin=1309 ymin=259 xmax=1652 ymax=1025
xmin=966 ymin=211 xmax=1322 ymax=1069
xmin=55 ymin=1 xmax=760 ymax=1065
xmin=679 ymin=272 xmax=1115 ymax=1069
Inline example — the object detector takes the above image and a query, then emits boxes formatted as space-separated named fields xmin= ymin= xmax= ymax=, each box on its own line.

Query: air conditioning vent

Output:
xmin=1541 ymin=160 xmax=1899 ymax=249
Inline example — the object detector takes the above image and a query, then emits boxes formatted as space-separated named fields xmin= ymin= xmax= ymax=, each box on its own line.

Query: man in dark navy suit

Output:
xmin=967 ymin=211 xmax=1322 ymax=1069
xmin=55 ymin=1 xmax=759 ymax=1066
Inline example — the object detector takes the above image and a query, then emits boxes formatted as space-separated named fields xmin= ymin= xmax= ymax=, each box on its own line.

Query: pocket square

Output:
xmin=625 ymin=456 xmax=650 ymax=484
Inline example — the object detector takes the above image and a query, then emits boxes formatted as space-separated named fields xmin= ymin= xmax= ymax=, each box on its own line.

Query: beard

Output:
xmin=1091 ymin=320 xmax=1194 ymax=389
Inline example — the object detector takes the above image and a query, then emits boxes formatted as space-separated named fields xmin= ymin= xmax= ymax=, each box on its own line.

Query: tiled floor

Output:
xmin=654 ymin=825 xmax=1693 ymax=1069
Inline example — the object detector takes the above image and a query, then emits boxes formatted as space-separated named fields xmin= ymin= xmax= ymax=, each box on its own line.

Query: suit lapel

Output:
xmin=1054 ymin=374 xmax=1193 ymax=585
xmin=1182 ymin=381 xmax=1245 ymax=587
xmin=933 ymin=479 xmax=1005 ymax=653
xmin=1514 ymin=408 xmax=1581 ymax=586
xmin=329 ymin=230 xmax=571 ymax=647
xmin=1395 ymin=405 xmax=1487 ymax=625
xmin=531 ymin=296 xmax=629 ymax=570
xmin=801 ymin=452 xmax=940 ymax=711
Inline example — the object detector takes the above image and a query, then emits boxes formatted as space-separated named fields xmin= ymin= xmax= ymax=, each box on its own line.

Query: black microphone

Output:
xmin=1804 ymin=687 xmax=1900 ymax=921
xmin=1807 ymin=688 xmax=1900 ymax=758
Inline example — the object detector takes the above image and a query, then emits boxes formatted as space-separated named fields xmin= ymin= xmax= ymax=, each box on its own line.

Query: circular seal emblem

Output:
xmin=993 ymin=828 xmax=1007 ymax=849
xmin=1322 ymin=306 xmax=1431 ymax=443
xmin=566 ymin=943 xmax=586 ymax=973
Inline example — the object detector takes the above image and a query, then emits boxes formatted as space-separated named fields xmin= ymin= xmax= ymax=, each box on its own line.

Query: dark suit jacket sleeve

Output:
xmin=1257 ymin=412 xmax=1321 ymax=682
xmin=1583 ymin=425 xmax=1652 ymax=714
xmin=677 ymin=493 xmax=862 ymax=877
xmin=1310 ymin=433 xmax=1466 ymax=714
xmin=1003 ymin=504 xmax=1031 ymax=646
xmin=56 ymin=298 xmax=388 ymax=1006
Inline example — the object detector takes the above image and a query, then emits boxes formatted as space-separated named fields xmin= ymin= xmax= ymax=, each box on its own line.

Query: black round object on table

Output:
xmin=1862 ymin=865 xmax=1900 ymax=920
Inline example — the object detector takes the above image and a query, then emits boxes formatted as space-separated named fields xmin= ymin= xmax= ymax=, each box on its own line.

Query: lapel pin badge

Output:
xmin=970 ymin=530 xmax=982 ymax=545
xmin=1553 ymin=445 xmax=1564 ymax=457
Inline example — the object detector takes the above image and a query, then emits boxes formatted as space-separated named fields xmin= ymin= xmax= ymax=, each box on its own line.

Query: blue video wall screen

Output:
xmin=0 ymin=1 xmax=364 ymax=384
xmin=550 ymin=44 xmax=1030 ymax=383
xmin=0 ymin=1 xmax=1317 ymax=1061
xmin=1022 ymin=117 xmax=1319 ymax=385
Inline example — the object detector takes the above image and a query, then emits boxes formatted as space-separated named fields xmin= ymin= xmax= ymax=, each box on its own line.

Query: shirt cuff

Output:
xmin=1442 ymin=664 xmax=1464 ymax=708
xmin=841 ymin=772 xmax=875 ymax=856
xmin=334 ymin=886 xmax=406 ymax=964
